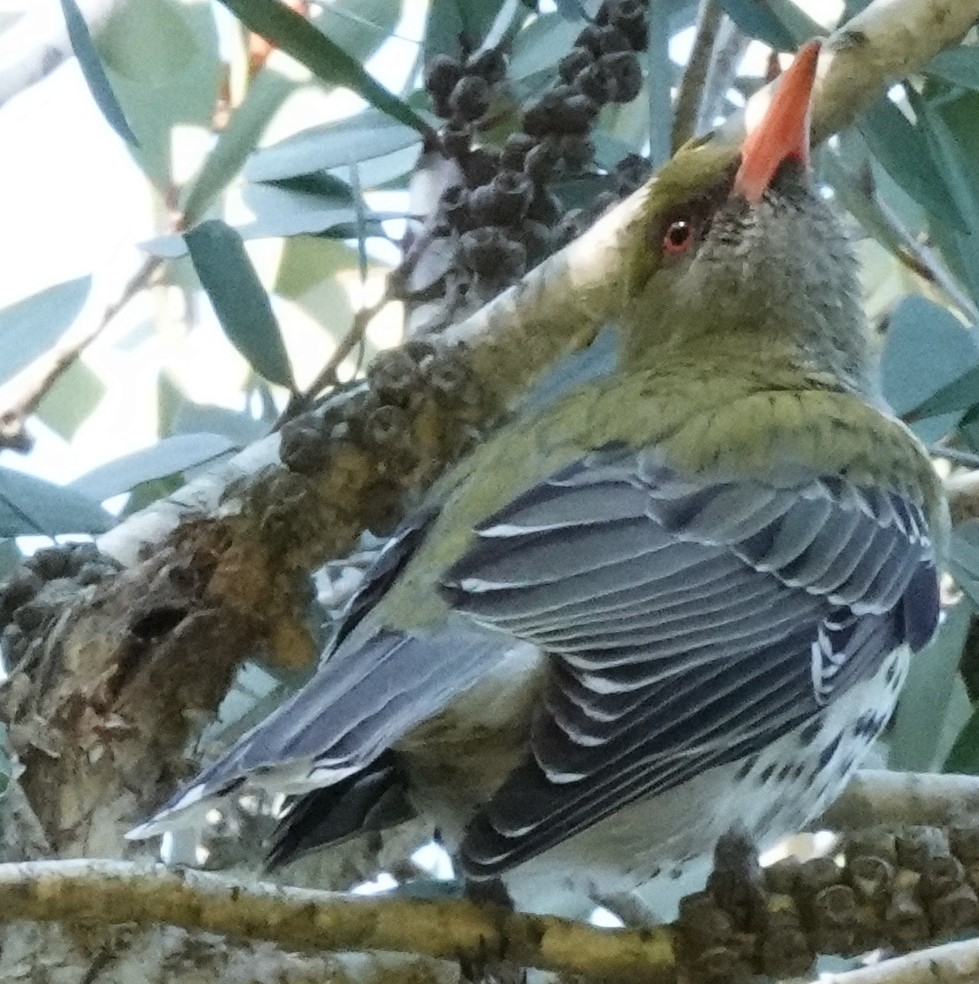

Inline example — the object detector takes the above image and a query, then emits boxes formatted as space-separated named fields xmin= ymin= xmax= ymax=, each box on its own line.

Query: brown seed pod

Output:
xmin=26 ymin=545 xmax=76 ymax=581
xmin=596 ymin=24 xmax=632 ymax=53
xmin=575 ymin=24 xmax=605 ymax=57
xmin=896 ymin=825 xmax=950 ymax=872
xmin=462 ymin=147 xmax=500 ymax=188
xmin=368 ymin=348 xmax=424 ymax=407
xmin=847 ymin=854 xmax=894 ymax=908
xmin=929 ymin=882 xmax=979 ymax=935
xmin=614 ymin=151 xmax=652 ymax=194
xmin=811 ymin=883 xmax=859 ymax=956
xmin=602 ymin=50 xmax=643 ymax=102
xmin=449 ymin=74 xmax=490 ymax=123
xmin=500 ymin=132 xmax=537 ymax=171
xmin=0 ymin=567 xmax=43 ymax=624
xmin=559 ymin=46 xmax=594 ymax=84
xmin=558 ymin=133 xmax=595 ymax=170
xmin=469 ymin=48 xmax=506 ymax=86
xmin=441 ymin=120 xmax=472 ymax=159
xmin=279 ymin=415 xmax=331 ymax=476
xmin=524 ymin=140 xmax=557 ymax=183
xmin=424 ymin=54 xmax=464 ymax=103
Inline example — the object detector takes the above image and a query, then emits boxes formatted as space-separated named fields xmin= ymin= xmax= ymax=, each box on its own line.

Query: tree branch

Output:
xmin=671 ymin=0 xmax=724 ymax=149
xmin=0 ymin=860 xmax=676 ymax=984
xmin=817 ymin=938 xmax=979 ymax=984
xmin=0 ymin=254 xmax=163 ymax=453
xmin=819 ymin=770 xmax=979 ymax=832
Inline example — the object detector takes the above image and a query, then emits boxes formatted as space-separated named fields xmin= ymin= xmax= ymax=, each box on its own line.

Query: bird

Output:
xmin=128 ymin=40 xmax=945 ymax=917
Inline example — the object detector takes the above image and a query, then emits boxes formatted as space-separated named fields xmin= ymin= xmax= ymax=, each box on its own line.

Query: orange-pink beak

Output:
xmin=734 ymin=40 xmax=821 ymax=202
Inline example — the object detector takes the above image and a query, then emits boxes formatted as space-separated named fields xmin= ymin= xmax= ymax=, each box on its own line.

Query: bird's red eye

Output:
xmin=662 ymin=219 xmax=693 ymax=255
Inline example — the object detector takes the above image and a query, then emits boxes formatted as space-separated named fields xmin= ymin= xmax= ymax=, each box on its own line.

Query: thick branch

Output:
xmin=819 ymin=770 xmax=979 ymax=832
xmin=817 ymin=938 xmax=979 ymax=984
xmin=0 ymin=860 xmax=676 ymax=984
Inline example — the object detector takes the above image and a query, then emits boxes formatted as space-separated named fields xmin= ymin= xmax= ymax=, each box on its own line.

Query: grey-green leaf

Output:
xmin=858 ymin=96 xmax=967 ymax=232
xmin=0 ymin=468 xmax=112 ymax=537
xmin=58 ymin=0 xmax=138 ymax=146
xmin=72 ymin=434 xmax=236 ymax=501
xmin=925 ymin=46 xmax=979 ymax=91
xmin=184 ymin=220 xmax=295 ymax=390
xmin=216 ymin=0 xmax=432 ymax=137
xmin=246 ymin=108 xmax=424 ymax=183
xmin=882 ymin=295 xmax=979 ymax=437
xmin=0 ymin=276 xmax=92 ymax=388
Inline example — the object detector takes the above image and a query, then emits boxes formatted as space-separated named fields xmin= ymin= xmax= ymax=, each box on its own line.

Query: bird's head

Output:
xmin=624 ymin=40 xmax=871 ymax=395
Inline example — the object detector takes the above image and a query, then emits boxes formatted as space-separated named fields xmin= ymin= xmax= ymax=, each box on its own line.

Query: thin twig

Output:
xmin=0 ymin=254 xmax=163 ymax=453
xmin=276 ymin=293 xmax=391 ymax=426
xmin=696 ymin=14 xmax=748 ymax=134
xmin=930 ymin=445 xmax=979 ymax=468
xmin=862 ymin=167 xmax=978 ymax=325
xmin=672 ymin=0 xmax=724 ymax=149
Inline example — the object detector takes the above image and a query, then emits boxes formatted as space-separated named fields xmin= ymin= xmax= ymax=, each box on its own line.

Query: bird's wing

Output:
xmin=128 ymin=509 xmax=504 ymax=839
xmin=442 ymin=445 xmax=939 ymax=877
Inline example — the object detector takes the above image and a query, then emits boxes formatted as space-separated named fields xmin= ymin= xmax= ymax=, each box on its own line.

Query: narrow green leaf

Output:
xmin=216 ymin=0 xmax=433 ymax=137
xmin=182 ymin=0 xmax=399 ymax=224
xmin=716 ymin=0 xmax=795 ymax=49
xmin=0 ymin=468 xmax=112 ymax=537
xmin=881 ymin=295 xmax=979 ymax=435
xmin=0 ymin=276 xmax=92 ymax=388
xmin=36 ymin=361 xmax=106 ymax=441
xmin=184 ymin=220 xmax=295 ymax=390
xmin=926 ymin=46 xmax=979 ymax=91
xmin=944 ymin=706 xmax=979 ymax=774
xmin=246 ymin=108 xmax=424 ymax=183
xmin=96 ymin=0 xmax=221 ymax=189
xmin=858 ymin=96 xmax=967 ymax=232
xmin=181 ymin=70 xmax=295 ymax=226
xmin=425 ymin=0 xmax=512 ymax=58
xmin=72 ymin=434 xmax=236 ymax=501
xmin=58 ymin=0 xmax=138 ymax=146
xmin=887 ymin=598 xmax=972 ymax=773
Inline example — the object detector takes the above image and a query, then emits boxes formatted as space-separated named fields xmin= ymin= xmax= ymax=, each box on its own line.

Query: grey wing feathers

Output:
xmin=128 ymin=510 xmax=501 ymax=839
xmin=444 ymin=446 xmax=938 ymax=877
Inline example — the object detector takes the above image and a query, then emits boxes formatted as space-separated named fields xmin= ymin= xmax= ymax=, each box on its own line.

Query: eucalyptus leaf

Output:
xmin=949 ymin=523 xmax=979 ymax=610
xmin=0 ymin=468 xmax=112 ymax=537
xmin=881 ymin=295 xmax=979 ymax=437
xmin=509 ymin=14 xmax=583 ymax=82
xmin=181 ymin=0 xmax=402 ymax=223
xmin=944 ymin=706 xmax=979 ymax=774
xmin=216 ymin=0 xmax=432 ymax=136
xmin=72 ymin=434 xmax=236 ymax=501
xmin=96 ymin=0 xmax=220 ymax=188
xmin=886 ymin=598 xmax=972 ymax=773
xmin=246 ymin=108 xmax=424 ymax=183
xmin=858 ymin=96 xmax=966 ymax=232
xmin=58 ymin=0 xmax=138 ymax=146
xmin=424 ymin=0 xmax=512 ymax=58
xmin=0 ymin=276 xmax=92 ymax=388
xmin=184 ymin=220 xmax=295 ymax=390
xmin=181 ymin=70 xmax=295 ymax=226
xmin=716 ymin=0 xmax=795 ymax=49
xmin=925 ymin=46 xmax=979 ymax=91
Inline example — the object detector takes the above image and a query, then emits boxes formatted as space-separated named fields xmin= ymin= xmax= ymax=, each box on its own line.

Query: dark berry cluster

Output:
xmin=0 ymin=543 xmax=122 ymax=672
xmin=407 ymin=1 xmax=651 ymax=324
xmin=280 ymin=341 xmax=494 ymax=533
